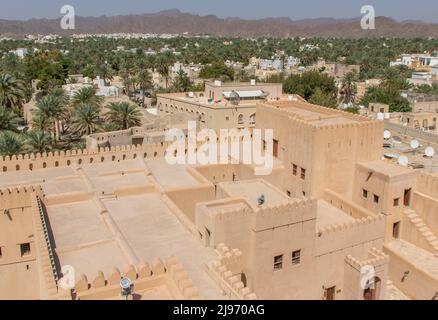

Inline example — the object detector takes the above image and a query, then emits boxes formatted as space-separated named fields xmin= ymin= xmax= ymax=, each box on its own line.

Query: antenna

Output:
xmin=398 ymin=156 xmax=409 ymax=167
xmin=383 ymin=130 xmax=391 ymax=140
xmin=425 ymin=146 xmax=436 ymax=158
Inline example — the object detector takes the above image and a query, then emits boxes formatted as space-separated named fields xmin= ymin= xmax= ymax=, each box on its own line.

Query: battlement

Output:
xmin=207 ymin=243 xmax=257 ymax=300
xmin=0 ymin=185 xmax=43 ymax=210
xmin=253 ymin=197 xmax=317 ymax=231
xmin=315 ymin=212 xmax=385 ymax=257
xmin=345 ymin=248 xmax=390 ymax=271
xmin=72 ymin=257 xmax=201 ymax=300
xmin=31 ymin=194 xmax=59 ymax=299
xmin=0 ymin=143 xmax=169 ymax=173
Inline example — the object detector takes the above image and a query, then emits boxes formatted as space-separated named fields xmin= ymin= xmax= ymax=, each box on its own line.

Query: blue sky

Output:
xmin=1 ymin=0 xmax=438 ymax=22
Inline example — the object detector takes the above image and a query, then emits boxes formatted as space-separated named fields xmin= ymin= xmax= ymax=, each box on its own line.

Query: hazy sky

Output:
xmin=1 ymin=0 xmax=438 ymax=22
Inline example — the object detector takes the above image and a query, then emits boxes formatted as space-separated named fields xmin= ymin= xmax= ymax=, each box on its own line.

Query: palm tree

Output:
xmin=34 ymin=95 xmax=65 ymax=140
xmin=136 ymin=69 xmax=153 ymax=107
xmin=25 ymin=131 xmax=53 ymax=153
xmin=339 ymin=72 xmax=358 ymax=105
xmin=156 ymin=56 xmax=170 ymax=89
xmin=0 ymin=74 xmax=26 ymax=110
xmin=0 ymin=131 xmax=24 ymax=156
xmin=172 ymin=69 xmax=191 ymax=93
xmin=105 ymin=102 xmax=142 ymax=130
xmin=47 ymin=88 xmax=69 ymax=139
xmin=71 ymin=104 xmax=102 ymax=136
xmin=0 ymin=107 xmax=22 ymax=131
xmin=70 ymin=86 xmax=104 ymax=109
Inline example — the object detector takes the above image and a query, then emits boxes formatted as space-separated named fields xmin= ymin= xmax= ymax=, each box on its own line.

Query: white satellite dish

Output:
xmin=383 ymin=130 xmax=392 ymax=139
xmin=410 ymin=140 xmax=420 ymax=149
xmin=377 ymin=113 xmax=384 ymax=121
xmin=398 ymin=156 xmax=409 ymax=167
xmin=425 ymin=146 xmax=436 ymax=158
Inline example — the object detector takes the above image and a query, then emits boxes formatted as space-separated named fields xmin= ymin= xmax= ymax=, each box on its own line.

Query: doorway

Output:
xmin=325 ymin=286 xmax=336 ymax=300
xmin=363 ymin=277 xmax=382 ymax=300
xmin=393 ymin=221 xmax=401 ymax=239
xmin=404 ymin=188 xmax=412 ymax=206
xmin=273 ymin=139 xmax=279 ymax=158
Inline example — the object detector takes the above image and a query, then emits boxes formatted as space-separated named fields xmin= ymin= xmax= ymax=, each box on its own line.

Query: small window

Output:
xmin=393 ymin=198 xmax=400 ymax=207
xmin=300 ymin=168 xmax=306 ymax=180
xmin=362 ymin=189 xmax=368 ymax=199
xmin=292 ymin=164 xmax=297 ymax=176
xmin=292 ymin=250 xmax=301 ymax=265
xmin=225 ymin=116 xmax=230 ymax=121
xmin=287 ymin=190 xmax=291 ymax=197
xmin=274 ymin=255 xmax=283 ymax=271
xmin=0 ymin=246 xmax=2 ymax=258
xmin=373 ymin=194 xmax=379 ymax=204
xmin=20 ymin=243 xmax=31 ymax=257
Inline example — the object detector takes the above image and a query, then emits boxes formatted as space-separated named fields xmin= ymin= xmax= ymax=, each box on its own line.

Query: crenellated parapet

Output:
xmin=0 ymin=185 xmax=43 ymax=210
xmin=72 ymin=257 xmax=202 ymax=300
xmin=345 ymin=248 xmax=390 ymax=271
xmin=207 ymin=244 xmax=257 ymax=300
xmin=0 ymin=143 xmax=169 ymax=173
xmin=253 ymin=197 xmax=317 ymax=231
xmin=315 ymin=214 xmax=385 ymax=257
xmin=30 ymin=193 xmax=59 ymax=299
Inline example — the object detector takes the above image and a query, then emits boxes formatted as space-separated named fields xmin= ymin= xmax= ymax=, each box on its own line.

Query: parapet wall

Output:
xmin=253 ymin=198 xmax=316 ymax=231
xmin=31 ymin=193 xmax=59 ymax=299
xmin=315 ymin=213 xmax=385 ymax=257
xmin=322 ymin=188 xmax=377 ymax=219
xmin=0 ymin=185 xmax=43 ymax=210
xmin=207 ymin=244 xmax=257 ymax=300
xmin=416 ymin=172 xmax=438 ymax=198
xmin=73 ymin=257 xmax=201 ymax=300
xmin=0 ymin=143 xmax=169 ymax=173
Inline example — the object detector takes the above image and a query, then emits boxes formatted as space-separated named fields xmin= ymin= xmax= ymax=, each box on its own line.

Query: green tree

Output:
xmin=25 ymin=131 xmax=53 ymax=153
xmin=199 ymin=62 xmax=234 ymax=81
xmin=309 ymin=88 xmax=338 ymax=108
xmin=0 ymin=74 xmax=26 ymax=110
xmin=71 ymin=86 xmax=104 ymax=109
xmin=284 ymin=71 xmax=337 ymax=101
xmin=339 ymin=72 xmax=358 ymax=105
xmin=71 ymin=104 xmax=102 ymax=136
xmin=0 ymin=131 xmax=24 ymax=156
xmin=136 ymin=69 xmax=153 ymax=107
xmin=0 ymin=107 xmax=22 ymax=131
xmin=105 ymin=102 xmax=142 ymax=130
xmin=172 ymin=69 xmax=191 ymax=92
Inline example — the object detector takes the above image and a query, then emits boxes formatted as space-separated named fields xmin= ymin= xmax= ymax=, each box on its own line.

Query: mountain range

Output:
xmin=1 ymin=9 xmax=438 ymax=38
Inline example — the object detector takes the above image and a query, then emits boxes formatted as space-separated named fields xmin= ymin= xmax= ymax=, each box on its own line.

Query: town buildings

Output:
xmin=1 ymin=96 xmax=437 ymax=300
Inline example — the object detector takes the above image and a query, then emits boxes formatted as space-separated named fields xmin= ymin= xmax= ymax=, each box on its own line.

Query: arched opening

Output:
xmin=238 ymin=114 xmax=244 ymax=125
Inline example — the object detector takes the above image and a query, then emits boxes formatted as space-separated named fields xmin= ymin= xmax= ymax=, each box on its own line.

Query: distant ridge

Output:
xmin=1 ymin=9 xmax=438 ymax=38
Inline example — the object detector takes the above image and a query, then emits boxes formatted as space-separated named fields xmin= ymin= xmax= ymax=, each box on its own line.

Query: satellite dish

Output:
xmin=120 ymin=277 xmax=132 ymax=298
xmin=398 ymin=156 xmax=409 ymax=167
xmin=410 ymin=140 xmax=420 ymax=149
xmin=425 ymin=146 xmax=436 ymax=157
xmin=377 ymin=113 xmax=384 ymax=121
xmin=383 ymin=130 xmax=392 ymax=140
